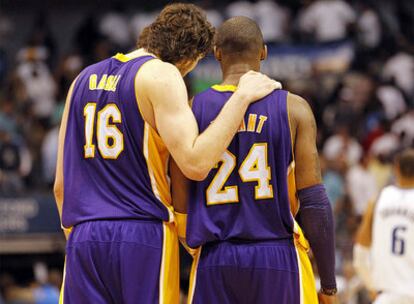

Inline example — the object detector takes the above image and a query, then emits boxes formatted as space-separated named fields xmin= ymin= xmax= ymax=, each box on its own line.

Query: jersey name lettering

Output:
xmin=89 ymin=74 xmax=121 ymax=92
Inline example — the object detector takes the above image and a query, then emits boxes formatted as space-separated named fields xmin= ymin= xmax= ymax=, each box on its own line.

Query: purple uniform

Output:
xmin=187 ymin=85 xmax=318 ymax=304
xmin=60 ymin=54 xmax=179 ymax=304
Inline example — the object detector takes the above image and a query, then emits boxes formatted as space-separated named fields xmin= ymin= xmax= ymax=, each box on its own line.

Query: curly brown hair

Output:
xmin=137 ymin=3 xmax=215 ymax=64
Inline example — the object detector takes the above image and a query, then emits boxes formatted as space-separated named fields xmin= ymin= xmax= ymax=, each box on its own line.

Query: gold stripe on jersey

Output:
xmin=143 ymin=123 xmax=174 ymax=222
xmin=211 ymin=84 xmax=237 ymax=92
xmin=113 ymin=52 xmax=134 ymax=62
xmin=293 ymin=221 xmax=318 ymax=304
xmin=159 ymin=222 xmax=180 ymax=304
xmin=59 ymin=257 xmax=67 ymax=304
xmin=188 ymin=247 xmax=202 ymax=304
xmin=287 ymin=161 xmax=300 ymax=216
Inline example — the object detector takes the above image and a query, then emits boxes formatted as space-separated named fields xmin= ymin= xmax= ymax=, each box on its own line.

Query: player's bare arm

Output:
xmin=288 ymin=93 xmax=322 ymax=189
xmin=137 ymin=59 xmax=279 ymax=180
xmin=54 ymin=78 xmax=77 ymax=219
xmin=170 ymin=158 xmax=189 ymax=236
xmin=54 ymin=77 xmax=77 ymax=238
xmin=353 ymin=201 xmax=376 ymax=292
xmin=288 ymin=93 xmax=338 ymax=303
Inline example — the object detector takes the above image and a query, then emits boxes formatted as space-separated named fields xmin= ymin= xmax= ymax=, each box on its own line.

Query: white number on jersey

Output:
xmin=206 ymin=143 xmax=274 ymax=205
xmin=83 ymin=103 xmax=124 ymax=159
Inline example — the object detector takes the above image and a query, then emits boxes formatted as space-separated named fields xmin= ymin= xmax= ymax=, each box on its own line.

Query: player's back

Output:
xmin=187 ymin=85 xmax=295 ymax=248
xmin=62 ymin=53 xmax=173 ymax=228
xmin=371 ymin=185 xmax=414 ymax=297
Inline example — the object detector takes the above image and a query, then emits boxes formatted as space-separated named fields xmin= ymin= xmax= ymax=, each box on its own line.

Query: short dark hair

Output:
xmin=215 ymin=16 xmax=264 ymax=58
xmin=137 ymin=3 xmax=214 ymax=64
xmin=396 ymin=148 xmax=414 ymax=178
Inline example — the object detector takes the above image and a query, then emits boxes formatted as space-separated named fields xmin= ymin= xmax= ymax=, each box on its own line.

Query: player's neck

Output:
xmin=221 ymin=63 xmax=260 ymax=86
xmin=124 ymin=48 xmax=158 ymax=60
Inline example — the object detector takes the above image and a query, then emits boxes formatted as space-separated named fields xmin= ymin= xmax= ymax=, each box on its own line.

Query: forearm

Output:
xmin=53 ymin=182 xmax=63 ymax=218
xmin=353 ymin=244 xmax=375 ymax=291
xmin=297 ymin=184 xmax=336 ymax=289
xmin=188 ymin=91 xmax=249 ymax=175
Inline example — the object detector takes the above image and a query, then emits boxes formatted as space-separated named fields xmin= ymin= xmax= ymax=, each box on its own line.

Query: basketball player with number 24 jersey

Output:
xmin=171 ymin=17 xmax=337 ymax=304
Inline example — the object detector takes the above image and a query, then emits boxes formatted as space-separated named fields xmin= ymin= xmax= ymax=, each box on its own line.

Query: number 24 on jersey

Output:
xmin=207 ymin=143 xmax=274 ymax=205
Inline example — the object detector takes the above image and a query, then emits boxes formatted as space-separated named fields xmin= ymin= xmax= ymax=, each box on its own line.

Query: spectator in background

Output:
xmin=346 ymin=154 xmax=378 ymax=217
xmin=254 ymin=0 xmax=290 ymax=43
xmin=226 ymin=0 xmax=255 ymax=20
xmin=41 ymin=106 xmax=63 ymax=186
xmin=298 ymin=0 xmax=356 ymax=42
xmin=321 ymin=155 xmax=345 ymax=210
xmin=323 ymin=125 xmax=363 ymax=166
xmin=15 ymin=48 xmax=57 ymax=125
xmin=74 ymin=13 xmax=104 ymax=64
xmin=54 ymin=53 xmax=84 ymax=103
xmin=0 ymin=11 xmax=13 ymax=85
xmin=130 ymin=11 xmax=159 ymax=44
xmin=26 ymin=12 xmax=57 ymax=67
xmin=392 ymin=110 xmax=414 ymax=148
xmin=376 ymin=81 xmax=406 ymax=120
xmin=356 ymin=3 xmax=381 ymax=50
xmin=197 ymin=0 xmax=224 ymax=28
xmin=383 ymin=50 xmax=414 ymax=100
xmin=32 ymin=262 xmax=60 ymax=304
xmin=0 ymin=131 xmax=23 ymax=194
xmin=99 ymin=3 xmax=131 ymax=51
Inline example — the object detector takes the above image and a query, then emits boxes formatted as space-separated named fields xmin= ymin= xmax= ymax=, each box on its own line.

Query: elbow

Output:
xmin=180 ymin=161 xmax=209 ymax=181
xmin=182 ymin=166 xmax=209 ymax=181
xmin=53 ymin=180 xmax=63 ymax=202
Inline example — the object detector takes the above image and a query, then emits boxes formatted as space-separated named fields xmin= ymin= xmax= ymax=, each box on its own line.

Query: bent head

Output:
xmin=137 ymin=3 xmax=214 ymax=76
xmin=214 ymin=16 xmax=267 ymax=71
xmin=395 ymin=148 xmax=414 ymax=187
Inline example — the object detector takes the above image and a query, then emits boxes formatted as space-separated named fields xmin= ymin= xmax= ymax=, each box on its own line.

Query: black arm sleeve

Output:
xmin=297 ymin=184 xmax=337 ymax=289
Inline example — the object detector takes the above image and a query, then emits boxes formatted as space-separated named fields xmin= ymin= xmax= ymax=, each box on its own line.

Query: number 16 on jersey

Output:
xmin=84 ymin=103 xmax=124 ymax=159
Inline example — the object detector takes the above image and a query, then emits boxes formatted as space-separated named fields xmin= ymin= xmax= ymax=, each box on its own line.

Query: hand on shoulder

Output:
xmin=236 ymin=70 xmax=282 ymax=104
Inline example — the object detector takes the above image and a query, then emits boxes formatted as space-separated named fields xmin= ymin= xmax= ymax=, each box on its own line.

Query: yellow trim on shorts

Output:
xmin=59 ymin=256 xmax=67 ymax=304
xmin=211 ymin=84 xmax=237 ymax=92
xmin=187 ymin=247 xmax=202 ymax=304
xmin=159 ymin=222 xmax=180 ymax=304
xmin=293 ymin=222 xmax=318 ymax=304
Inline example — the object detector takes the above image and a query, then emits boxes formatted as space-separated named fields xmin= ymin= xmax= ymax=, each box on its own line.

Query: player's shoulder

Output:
xmin=286 ymin=92 xmax=314 ymax=126
xmin=194 ymin=86 xmax=216 ymax=99
xmin=380 ymin=184 xmax=398 ymax=195
xmin=192 ymin=85 xmax=229 ymax=109
xmin=374 ymin=185 xmax=401 ymax=209
xmin=287 ymin=92 xmax=311 ymax=111
xmin=137 ymin=58 xmax=181 ymax=84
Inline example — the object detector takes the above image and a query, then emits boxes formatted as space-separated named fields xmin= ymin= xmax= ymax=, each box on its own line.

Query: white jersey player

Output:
xmin=354 ymin=149 xmax=414 ymax=304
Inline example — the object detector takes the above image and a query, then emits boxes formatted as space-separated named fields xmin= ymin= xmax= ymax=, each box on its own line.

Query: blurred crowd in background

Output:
xmin=0 ymin=0 xmax=414 ymax=303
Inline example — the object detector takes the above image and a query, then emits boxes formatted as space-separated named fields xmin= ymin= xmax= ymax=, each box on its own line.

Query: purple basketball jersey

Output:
xmin=187 ymin=86 xmax=294 ymax=248
xmin=62 ymin=54 xmax=173 ymax=228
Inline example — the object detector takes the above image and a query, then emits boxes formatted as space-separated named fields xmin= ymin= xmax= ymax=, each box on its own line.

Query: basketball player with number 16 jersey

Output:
xmin=54 ymin=4 xmax=279 ymax=304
